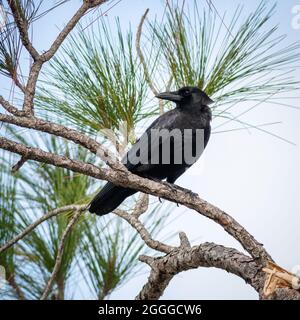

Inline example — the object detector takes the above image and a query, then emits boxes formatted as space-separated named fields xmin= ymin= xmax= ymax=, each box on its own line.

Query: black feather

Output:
xmin=89 ymin=87 xmax=213 ymax=216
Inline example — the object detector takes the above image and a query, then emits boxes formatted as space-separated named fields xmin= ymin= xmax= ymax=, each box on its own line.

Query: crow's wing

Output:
xmin=122 ymin=109 xmax=181 ymax=172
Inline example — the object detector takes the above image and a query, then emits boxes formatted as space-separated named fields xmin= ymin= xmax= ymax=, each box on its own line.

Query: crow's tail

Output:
xmin=89 ymin=182 xmax=136 ymax=216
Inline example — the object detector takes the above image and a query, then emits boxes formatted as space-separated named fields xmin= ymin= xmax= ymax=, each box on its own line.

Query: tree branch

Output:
xmin=11 ymin=155 xmax=28 ymax=173
xmin=12 ymin=75 xmax=26 ymax=94
xmin=0 ymin=95 xmax=24 ymax=116
xmin=136 ymin=240 xmax=266 ymax=300
xmin=0 ymin=204 xmax=87 ymax=254
xmin=0 ymin=113 xmax=123 ymax=170
xmin=132 ymin=193 xmax=149 ymax=218
xmin=114 ymin=209 xmax=174 ymax=254
xmin=7 ymin=272 xmax=26 ymax=300
xmin=40 ymin=209 xmax=83 ymax=300
xmin=136 ymin=238 xmax=300 ymax=300
xmin=8 ymin=0 xmax=40 ymax=60
xmin=0 ymin=135 xmax=272 ymax=265
xmin=7 ymin=0 xmax=108 ymax=116
xmin=40 ymin=0 xmax=108 ymax=62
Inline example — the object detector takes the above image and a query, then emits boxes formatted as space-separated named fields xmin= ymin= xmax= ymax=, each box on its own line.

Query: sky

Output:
xmin=1 ymin=0 xmax=300 ymax=300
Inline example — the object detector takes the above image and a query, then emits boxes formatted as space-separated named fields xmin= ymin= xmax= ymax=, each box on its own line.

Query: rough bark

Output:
xmin=136 ymin=240 xmax=300 ymax=300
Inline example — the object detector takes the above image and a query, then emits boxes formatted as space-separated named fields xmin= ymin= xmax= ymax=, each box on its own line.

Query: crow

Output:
xmin=89 ymin=86 xmax=213 ymax=216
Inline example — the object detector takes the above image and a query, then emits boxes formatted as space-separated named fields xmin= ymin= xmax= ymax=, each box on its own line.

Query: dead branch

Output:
xmin=0 ymin=95 xmax=24 ymax=116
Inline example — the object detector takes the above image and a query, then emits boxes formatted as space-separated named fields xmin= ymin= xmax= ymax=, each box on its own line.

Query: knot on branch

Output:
xmin=139 ymin=255 xmax=157 ymax=269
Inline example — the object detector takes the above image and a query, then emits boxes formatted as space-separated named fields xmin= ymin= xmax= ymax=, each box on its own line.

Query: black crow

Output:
xmin=89 ymin=86 xmax=213 ymax=216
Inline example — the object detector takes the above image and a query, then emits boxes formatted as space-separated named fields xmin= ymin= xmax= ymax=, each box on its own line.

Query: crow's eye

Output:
xmin=181 ymin=89 xmax=191 ymax=97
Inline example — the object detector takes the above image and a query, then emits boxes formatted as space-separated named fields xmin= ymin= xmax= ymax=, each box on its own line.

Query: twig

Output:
xmin=40 ymin=209 xmax=83 ymax=300
xmin=0 ymin=95 xmax=24 ymax=116
xmin=40 ymin=1 xmax=108 ymax=62
xmin=132 ymin=193 xmax=149 ymax=217
xmin=0 ymin=204 xmax=87 ymax=254
xmin=12 ymin=76 xmax=26 ymax=94
xmin=82 ymin=0 xmax=122 ymax=31
xmin=179 ymin=231 xmax=191 ymax=249
xmin=8 ymin=0 xmax=108 ymax=115
xmin=114 ymin=209 xmax=174 ymax=254
xmin=11 ymin=155 xmax=28 ymax=173
xmin=8 ymin=0 xmax=40 ymax=60
xmin=7 ymin=273 xmax=26 ymax=300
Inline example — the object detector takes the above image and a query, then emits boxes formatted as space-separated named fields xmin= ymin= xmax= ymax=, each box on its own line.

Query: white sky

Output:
xmin=1 ymin=0 xmax=300 ymax=300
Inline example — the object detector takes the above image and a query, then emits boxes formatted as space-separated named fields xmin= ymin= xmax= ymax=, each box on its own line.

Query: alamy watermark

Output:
xmin=96 ymin=124 xmax=205 ymax=168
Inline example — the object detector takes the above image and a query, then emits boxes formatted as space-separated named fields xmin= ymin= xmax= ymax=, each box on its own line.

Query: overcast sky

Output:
xmin=1 ymin=0 xmax=300 ymax=299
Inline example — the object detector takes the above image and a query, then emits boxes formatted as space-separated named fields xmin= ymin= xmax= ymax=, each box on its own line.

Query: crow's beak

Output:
xmin=206 ymin=97 xmax=214 ymax=105
xmin=156 ymin=91 xmax=183 ymax=102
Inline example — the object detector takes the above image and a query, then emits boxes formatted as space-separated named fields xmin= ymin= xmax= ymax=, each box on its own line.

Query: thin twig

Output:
xmin=12 ymin=76 xmax=26 ymax=94
xmin=8 ymin=0 xmax=40 ymax=60
xmin=82 ymin=0 xmax=122 ymax=31
xmin=9 ymin=0 xmax=108 ymax=115
xmin=41 ymin=1 xmax=108 ymax=62
xmin=40 ymin=209 xmax=83 ymax=300
xmin=0 ymin=204 xmax=87 ymax=254
xmin=114 ymin=209 xmax=174 ymax=254
xmin=11 ymin=155 xmax=28 ymax=173
xmin=0 ymin=95 xmax=24 ymax=116
xmin=132 ymin=193 xmax=149 ymax=217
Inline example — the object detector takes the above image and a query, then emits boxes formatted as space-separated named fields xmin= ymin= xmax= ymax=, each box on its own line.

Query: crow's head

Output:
xmin=156 ymin=86 xmax=213 ymax=107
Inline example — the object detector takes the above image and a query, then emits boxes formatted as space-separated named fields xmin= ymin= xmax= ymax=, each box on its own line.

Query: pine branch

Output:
xmin=40 ymin=209 xmax=83 ymax=300
xmin=0 ymin=204 xmax=87 ymax=254
xmin=0 ymin=135 xmax=272 ymax=265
